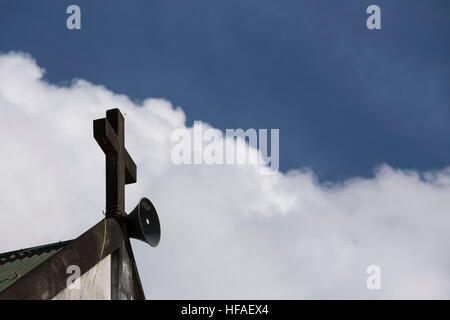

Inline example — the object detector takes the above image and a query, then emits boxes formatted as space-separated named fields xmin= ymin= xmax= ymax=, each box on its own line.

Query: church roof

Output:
xmin=0 ymin=240 xmax=72 ymax=293
xmin=0 ymin=218 xmax=146 ymax=300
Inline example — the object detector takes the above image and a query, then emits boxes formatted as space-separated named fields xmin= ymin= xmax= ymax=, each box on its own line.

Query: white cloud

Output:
xmin=0 ymin=52 xmax=449 ymax=299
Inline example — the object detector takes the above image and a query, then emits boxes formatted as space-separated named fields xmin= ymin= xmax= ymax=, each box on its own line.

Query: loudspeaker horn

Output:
xmin=125 ymin=197 xmax=161 ymax=247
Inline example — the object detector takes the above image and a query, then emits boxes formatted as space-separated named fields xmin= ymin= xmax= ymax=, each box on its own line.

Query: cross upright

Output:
xmin=94 ymin=108 xmax=137 ymax=217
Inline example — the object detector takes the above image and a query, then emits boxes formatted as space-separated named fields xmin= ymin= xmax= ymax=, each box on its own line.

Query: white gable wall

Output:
xmin=52 ymin=254 xmax=111 ymax=300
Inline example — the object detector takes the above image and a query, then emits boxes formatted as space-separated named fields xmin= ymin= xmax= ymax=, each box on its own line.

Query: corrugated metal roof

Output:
xmin=0 ymin=241 xmax=72 ymax=293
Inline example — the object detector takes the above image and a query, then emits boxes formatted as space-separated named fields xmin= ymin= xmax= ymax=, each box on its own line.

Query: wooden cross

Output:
xmin=94 ymin=108 xmax=137 ymax=217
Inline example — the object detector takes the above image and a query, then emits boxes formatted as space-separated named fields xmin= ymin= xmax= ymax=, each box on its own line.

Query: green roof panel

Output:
xmin=0 ymin=241 xmax=72 ymax=293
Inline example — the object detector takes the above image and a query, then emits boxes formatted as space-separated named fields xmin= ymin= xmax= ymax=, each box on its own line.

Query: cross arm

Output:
xmin=94 ymin=117 xmax=137 ymax=185
xmin=124 ymin=149 xmax=137 ymax=184
xmin=93 ymin=118 xmax=120 ymax=156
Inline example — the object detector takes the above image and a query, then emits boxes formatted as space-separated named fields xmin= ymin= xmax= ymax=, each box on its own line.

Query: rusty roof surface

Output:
xmin=0 ymin=241 xmax=72 ymax=293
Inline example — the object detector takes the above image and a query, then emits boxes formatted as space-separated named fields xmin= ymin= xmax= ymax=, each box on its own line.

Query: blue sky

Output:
xmin=1 ymin=0 xmax=449 ymax=181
